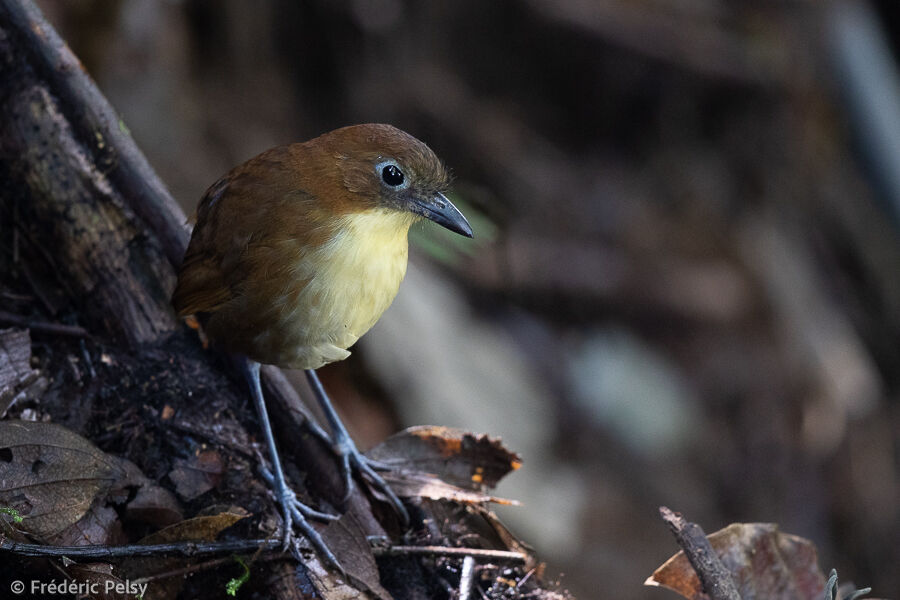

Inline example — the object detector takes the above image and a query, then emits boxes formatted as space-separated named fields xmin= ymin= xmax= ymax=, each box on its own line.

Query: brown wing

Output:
xmin=172 ymin=258 xmax=233 ymax=316
xmin=172 ymin=144 xmax=332 ymax=319
xmin=172 ymin=177 xmax=235 ymax=316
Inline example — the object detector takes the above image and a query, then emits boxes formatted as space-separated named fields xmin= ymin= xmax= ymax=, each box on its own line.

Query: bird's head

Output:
xmin=310 ymin=123 xmax=473 ymax=238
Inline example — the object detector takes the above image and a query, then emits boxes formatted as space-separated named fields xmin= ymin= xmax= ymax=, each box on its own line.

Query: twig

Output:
xmin=459 ymin=555 xmax=476 ymax=600
xmin=0 ymin=310 xmax=88 ymax=337
xmin=374 ymin=545 xmax=527 ymax=563
xmin=1 ymin=537 xmax=528 ymax=563
xmin=0 ymin=538 xmax=281 ymax=559
xmin=659 ymin=506 xmax=741 ymax=600
xmin=132 ymin=556 xmax=238 ymax=587
xmin=133 ymin=540 xmax=269 ymax=590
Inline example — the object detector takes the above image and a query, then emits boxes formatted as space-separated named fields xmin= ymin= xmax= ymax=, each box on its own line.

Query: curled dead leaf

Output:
xmin=646 ymin=522 xmax=826 ymax=600
xmin=0 ymin=420 xmax=126 ymax=538
xmin=0 ymin=420 xmax=183 ymax=543
xmin=168 ymin=449 xmax=225 ymax=500
xmin=48 ymin=501 xmax=125 ymax=547
xmin=379 ymin=470 xmax=520 ymax=506
xmin=366 ymin=425 xmax=522 ymax=492
xmin=66 ymin=562 xmax=131 ymax=600
xmin=119 ymin=509 xmax=250 ymax=600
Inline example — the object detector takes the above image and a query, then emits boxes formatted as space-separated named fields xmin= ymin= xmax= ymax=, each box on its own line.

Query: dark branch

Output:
xmin=659 ymin=506 xmax=741 ymax=600
xmin=0 ymin=537 xmax=528 ymax=563
xmin=0 ymin=538 xmax=281 ymax=559
xmin=375 ymin=545 xmax=527 ymax=562
xmin=0 ymin=310 xmax=88 ymax=337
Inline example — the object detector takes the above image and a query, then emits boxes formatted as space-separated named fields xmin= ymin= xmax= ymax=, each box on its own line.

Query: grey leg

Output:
xmin=238 ymin=357 xmax=342 ymax=571
xmin=305 ymin=369 xmax=409 ymax=525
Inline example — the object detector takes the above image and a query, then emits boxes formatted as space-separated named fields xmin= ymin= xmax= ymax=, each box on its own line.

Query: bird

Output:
xmin=172 ymin=123 xmax=473 ymax=568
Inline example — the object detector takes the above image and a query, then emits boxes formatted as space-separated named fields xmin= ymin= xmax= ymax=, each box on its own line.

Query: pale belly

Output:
xmin=231 ymin=209 xmax=414 ymax=369
xmin=272 ymin=248 xmax=408 ymax=369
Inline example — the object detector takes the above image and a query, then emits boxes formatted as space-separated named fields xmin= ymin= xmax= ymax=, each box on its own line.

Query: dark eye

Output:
xmin=381 ymin=164 xmax=405 ymax=186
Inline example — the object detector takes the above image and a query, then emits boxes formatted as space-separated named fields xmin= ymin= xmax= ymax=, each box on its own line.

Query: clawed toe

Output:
xmin=282 ymin=514 xmax=343 ymax=575
xmin=342 ymin=447 xmax=409 ymax=526
xmin=259 ymin=464 xmax=339 ymax=523
xmin=304 ymin=369 xmax=409 ymax=526
xmin=257 ymin=464 xmax=343 ymax=570
xmin=274 ymin=481 xmax=343 ymax=572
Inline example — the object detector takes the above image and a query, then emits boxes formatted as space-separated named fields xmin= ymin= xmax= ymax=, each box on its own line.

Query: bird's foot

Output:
xmin=259 ymin=465 xmax=343 ymax=572
xmin=331 ymin=432 xmax=410 ymax=526
xmin=303 ymin=369 xmax=409 ymax=526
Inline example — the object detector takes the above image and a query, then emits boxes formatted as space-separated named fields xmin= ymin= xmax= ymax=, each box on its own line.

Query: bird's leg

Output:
xmin=237 ymin=358 xmax=341 ymax=570
xmin=305 ymin=369 xmax=410 ymax=525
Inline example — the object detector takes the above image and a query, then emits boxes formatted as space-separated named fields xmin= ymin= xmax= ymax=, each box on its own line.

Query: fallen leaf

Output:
xmin=137 ymin=510 xmax=248 ymax=545
xmin=125 ymin=483 xmax=184 ymax=528
xmin=0 ymin=329 xmax=34 ymax=391
xmin=320 ymin=512 xmax=393 ymax=600
xmin=168 ymin=449 xmax=224 ymax=500
xmin=112 ymin=456 xmax=183 ymax=528
xmin=366 ymin=425 xmax=522 ymax=491
xmin=48 ymin=501 xmax=125 ymax=546
xmin=0 ymin=420 xmax=126 ymax=538
xmin=379 ymin=470 xmax=520 ymax=506
xmin=646 ymin=522 xmax=826 ymax=600
xmin=480 ymin=507 xmax=536 ymax=564
xmin=120 ymin=509 xmax=250 ymax=600
xmin=66 ymin=562 xmax=131 ymax=600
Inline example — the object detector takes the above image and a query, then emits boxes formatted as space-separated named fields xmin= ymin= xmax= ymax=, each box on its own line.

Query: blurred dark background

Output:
xmin=35 ymin=1 xmax=900 ymax=598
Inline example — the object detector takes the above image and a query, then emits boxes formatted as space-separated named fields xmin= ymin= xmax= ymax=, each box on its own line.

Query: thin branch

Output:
xmin=0 ymin=310 xmax=88 ymax=337
xmin=659 ymin=506 xmax=741 ymax=600
xmin=377 ymin=545 xmax=527 ymax=563
xmin=132 ymin=556 xmax=233 ymax=586
xmin=0 ymin=537 xmax=528 ymax=563
xmin=459 ymin=555 xmax=476 ymax=600
xmin=0 ymin=538 xmax=282 ymax=559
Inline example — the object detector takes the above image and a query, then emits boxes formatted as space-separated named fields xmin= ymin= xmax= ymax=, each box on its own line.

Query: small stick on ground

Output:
xmin=0 ymin=537 xmax=528 ymax=563
xmin=458 ymin=555 xmax=476 ymax=600
xmin=659 ymin=506 xmax=741 ymax=600
xmin=0 ymin=310 xmax=88 ymax=337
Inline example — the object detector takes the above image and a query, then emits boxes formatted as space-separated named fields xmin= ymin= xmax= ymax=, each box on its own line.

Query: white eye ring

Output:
xmin=375 ymin=160 xmax=409 ymax=189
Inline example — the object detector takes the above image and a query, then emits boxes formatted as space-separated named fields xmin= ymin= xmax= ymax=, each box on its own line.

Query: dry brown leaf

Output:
xmin=0 ymin=420 xmax=126 ymax=538
xmin=125 ymin=482 xmax=184 ymax=529
xmin=0 ymin=329 xmax=32 ymax=388
xmin=48 ymin=501 xmax=125 ymax=546
xmin=119 ymin=509 xmax=250 ymax=600
xmin=0 ymin=420 xmax=184 ymax=543
xmin=645 ymin=522 xmax=826 ymax=600
xmin=480 ymin=507 xmax=536 ymax=564
xmin=137 ymin=510 xmax=248 ymax=545
xmin=167 ymin=449 xmax=224 ymax=500
xmin=66 ymin=562 xmax=131 ymax=600
xmin=318 ymin=512 xmax=393 ymax=600
xmin=380 ymin=470 xmax=520 ymax=506
xmin=366 ymin=425 xmax=522 ymax=491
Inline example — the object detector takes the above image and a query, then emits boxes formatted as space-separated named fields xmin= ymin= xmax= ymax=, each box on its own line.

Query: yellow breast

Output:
xmin=269 ymin=208 xmax=415 ymax=369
